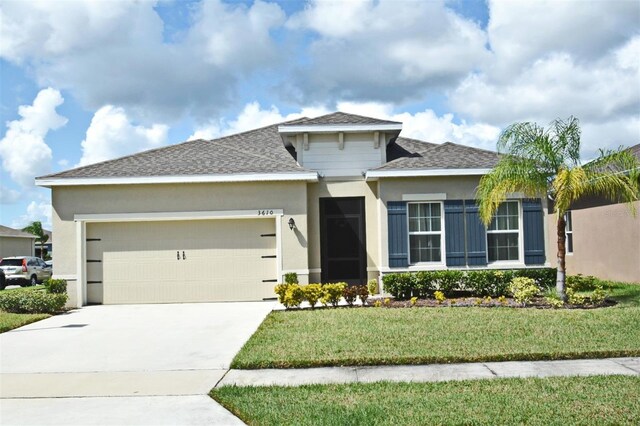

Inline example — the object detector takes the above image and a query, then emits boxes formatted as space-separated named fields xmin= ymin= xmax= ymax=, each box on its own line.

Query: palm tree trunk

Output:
xmin=556 ymin=215 xmax=567 ymax=301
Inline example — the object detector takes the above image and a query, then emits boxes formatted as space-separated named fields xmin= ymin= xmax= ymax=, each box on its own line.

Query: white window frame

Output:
xmin=486 ymin=200 xmax=524 ymax=265
xmin=407 ymin=201 xmax=446 ymax=266
xmin=564 ymin=210 xmax=573 ymax=255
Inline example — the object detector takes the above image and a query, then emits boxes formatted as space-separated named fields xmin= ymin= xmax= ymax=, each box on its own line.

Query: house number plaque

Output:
xmin=257 ymin=210 xmax=274 ymax=216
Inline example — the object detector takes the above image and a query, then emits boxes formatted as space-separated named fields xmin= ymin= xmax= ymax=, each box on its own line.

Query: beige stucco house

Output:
xmin=36 ymin=112 xmax=550 ymax=307
xmin=548 ymin=144 xmax=640 ymax=283
xmin=0 ymin=225 xmax=35 ymax=259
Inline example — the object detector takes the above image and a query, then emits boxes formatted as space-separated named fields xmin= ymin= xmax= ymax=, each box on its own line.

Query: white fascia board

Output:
xmin=35 ymin=172 xmax=319 ymax=187
xmin=277 ymin=124 xmax=402 ymax=134
xmin=75 ymin=209 xmax=284 ymax=223
xmin=366 ymin=168 xmax=492 ymax=180
xmin=0 ymin=234 xmax=36 ymax=239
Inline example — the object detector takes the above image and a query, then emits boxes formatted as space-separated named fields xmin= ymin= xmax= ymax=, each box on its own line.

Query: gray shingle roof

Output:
xmin=39 ymin=112 xmax=500 ymax=181
xmin=288 ymin=112 xmax=401 ymax=126
xmin=376 ymin=142 xmax=500 ymax=170
xmin=0 ymin=225 xmax=36 ymax=239
xmin=40 ymin=120 xmax=311 ymax=179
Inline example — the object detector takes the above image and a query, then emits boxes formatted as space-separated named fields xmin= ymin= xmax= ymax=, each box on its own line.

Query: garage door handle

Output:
xmin=182 ymin=251 xmax=186 ymax=260
xmin=177 ymin=251 xmax=180 ymax=260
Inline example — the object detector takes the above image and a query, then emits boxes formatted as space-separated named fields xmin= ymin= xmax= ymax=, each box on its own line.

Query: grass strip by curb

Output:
xmin=211 ymin=375 xmax=640 ymax=426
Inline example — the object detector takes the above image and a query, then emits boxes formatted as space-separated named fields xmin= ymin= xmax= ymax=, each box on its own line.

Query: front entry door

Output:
xmin=320 ymin=197 xmax=367 ymax=285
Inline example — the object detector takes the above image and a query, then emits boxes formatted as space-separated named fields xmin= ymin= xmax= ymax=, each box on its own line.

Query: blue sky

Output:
xmin=1 ymin=0 xmax=638 ymax=229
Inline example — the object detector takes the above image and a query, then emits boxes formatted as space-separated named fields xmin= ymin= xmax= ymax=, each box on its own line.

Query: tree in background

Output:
xmin=476 ymin=116 xmax=639 ymax=301
xmin=22 ymin=221 xmax=49 ymax=260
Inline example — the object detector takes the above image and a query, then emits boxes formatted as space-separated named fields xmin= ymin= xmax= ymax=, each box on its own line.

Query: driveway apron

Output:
xmin=0 ymin=302 xmax=275 ymax=425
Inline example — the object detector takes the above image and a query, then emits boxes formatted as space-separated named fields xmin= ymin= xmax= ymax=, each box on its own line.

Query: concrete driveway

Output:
xmin=0 ymin=301 xmax=275 ymax=425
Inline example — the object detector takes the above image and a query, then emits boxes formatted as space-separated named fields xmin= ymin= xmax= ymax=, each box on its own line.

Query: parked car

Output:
xmin=0 ymin=256 xmax=52 ymax=287
xmin=0 ymin=269 xmax=5 ymax=290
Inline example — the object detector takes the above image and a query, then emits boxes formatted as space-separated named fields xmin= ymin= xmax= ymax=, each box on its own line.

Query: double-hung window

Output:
xmin=408 ymin=202 xmax=443 ymax=263
xmin=565 ymin=211 xmax=573 ymax=254
xmin=487 ymin=201 xmax=520 ymax=262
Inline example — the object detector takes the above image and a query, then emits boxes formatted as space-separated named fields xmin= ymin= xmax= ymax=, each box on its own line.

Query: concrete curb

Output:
xmin=216 ymin=357 xmax=640 ymax=388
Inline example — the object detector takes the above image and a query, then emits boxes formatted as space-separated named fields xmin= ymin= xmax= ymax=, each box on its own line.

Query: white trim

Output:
xmin=406 ymin=201 xmax=446 ymax=267
xmin=402 ymin=193 xmax=447 ymax=201
xmin=379 ymin=262 xmax=534 ymax=273
xmin=53 ymin=274 xmax=77 ymax=280
xmin=278 ymin=124 xmax=402 ymax=134
xmin=366 ymin=168 xmax=491 ymax=179
xmin=486 ymin=200 xmax=524 ymax=264
xmin=0 ymin=234 xmax=36 ymax=239
xmin=36 ymin=173 xmax=318 ymax=187
xmin=276 ymin=218 xmax=283 ymax=283
xmin=308 ymin=268 xmax=322 ymax=273
xmin=74 ymin=209 xmax=284 ymax=223
xmin=75 ymin=221 xmax=86 ymax=308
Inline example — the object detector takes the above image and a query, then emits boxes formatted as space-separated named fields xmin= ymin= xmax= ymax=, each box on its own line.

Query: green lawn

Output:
xmin=232 ymin=282 xmax=640 ymax=369
xmin=0 ymin=311 xmax=50 ymax=333
xmin=211 ymin=375 xmax=640 ymax=426
xmin=0 ymin=285 xmax=50 ymax=332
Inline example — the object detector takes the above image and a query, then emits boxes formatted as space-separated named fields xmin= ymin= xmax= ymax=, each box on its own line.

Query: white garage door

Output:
xmin=85 ymin=219 xmax=278 ymax=304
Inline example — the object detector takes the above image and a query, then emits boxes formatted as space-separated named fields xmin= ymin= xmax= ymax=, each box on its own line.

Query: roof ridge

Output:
xmin=434 ymin=141 xmax=499 ymax=155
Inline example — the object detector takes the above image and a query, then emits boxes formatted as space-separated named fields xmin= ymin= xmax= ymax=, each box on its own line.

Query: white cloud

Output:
xmin=285 ymin=0 xmax=489 ymax=103
xmin=189 ymin=102 xmax=330 ymax=140
xmin=78 ymin=106 xmax=168 ymax=167
xmin=12 ymin=200 xmax=52 ymax=229
xmin=0 ymin=0 xmax=286 ymax=121
xmin=0 ymin=88 xmax=67 ymax=187
xmin=487 ymin=0 xmax=640 ymax=78
xmin=190 ymin=100 xmax=501 ymax=151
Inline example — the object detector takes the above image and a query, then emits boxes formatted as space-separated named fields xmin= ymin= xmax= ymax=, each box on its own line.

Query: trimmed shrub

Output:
xmin=343 ymin=286 xmax=358 ymax=306
xmin=274 ymin=283 xmax=290 ymax=304
xmin=44 ymin=278 xmax=67 ymax=294
xmin=508 ymin=277 xmax=539 ymax=305
xmin=302 ymin=284 xmax=323 ymax=308
xmin=282 ymin=284 xmax=304 ymax=309
xmin=356 ymin=285 xmax=369 ymax=305
xmin=589 ymin=284 xmax=607 ymax=305
xmin=382 ymin=273 xmax=413 ymax=299
xmin=413 ymin=271 xmax=435 ymax=298
xmin=567 ymin=274 xmax=599 ymax=292
xmin=367 ymin=279 xmax=379 ymax=295
xmin=0 ymin=290 xmax=67 ymax=314
xmin=284 ymin=273 xmax=299 ymax=285
xmin=516 ymin=268 xmax=556 ymax=288
xmin=322 ymin=283 xmax=346 ymax=307
xmin=435 ymin=270 xmax=463 ymax=296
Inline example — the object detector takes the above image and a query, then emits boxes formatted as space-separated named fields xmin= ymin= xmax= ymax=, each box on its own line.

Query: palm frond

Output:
xmin=477 ymin=156 xmax=548 ymax=225
xmin=550 ymin=116 xmax=581 ymax=168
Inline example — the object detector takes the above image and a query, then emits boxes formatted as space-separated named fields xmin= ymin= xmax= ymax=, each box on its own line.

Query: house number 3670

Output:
xmin=258 ymin=210 xmax=274 ymax=216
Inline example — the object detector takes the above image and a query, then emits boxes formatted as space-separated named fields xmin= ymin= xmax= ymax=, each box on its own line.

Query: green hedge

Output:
xmin=0 ymin=290 xmax=68 ymax=314
xmin=382 ymin=268 xmax=556 ymax=299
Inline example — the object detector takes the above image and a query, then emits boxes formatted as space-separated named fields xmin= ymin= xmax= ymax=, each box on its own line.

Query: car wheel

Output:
xmin=30 ymin=275 xmax=38 ymax=286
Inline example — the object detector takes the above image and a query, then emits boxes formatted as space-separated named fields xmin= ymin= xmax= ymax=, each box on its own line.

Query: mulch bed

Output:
xmin=367 ymin=296 xmax=616 ymax=309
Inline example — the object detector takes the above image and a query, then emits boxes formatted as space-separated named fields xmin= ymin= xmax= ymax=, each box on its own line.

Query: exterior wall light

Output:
xmin=288 ymin=218 xmax=296 ymax=230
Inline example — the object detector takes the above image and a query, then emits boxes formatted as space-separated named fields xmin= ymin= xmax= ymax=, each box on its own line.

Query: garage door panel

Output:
xmin=87 ymin=219 xmax=277 ymax=304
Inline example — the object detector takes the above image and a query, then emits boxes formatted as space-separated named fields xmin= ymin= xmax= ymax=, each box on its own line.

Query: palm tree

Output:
xmin=476 ymin=116 xmax=639 ymax=301
xmin=22 ymin=221 xmax=49 ymax=260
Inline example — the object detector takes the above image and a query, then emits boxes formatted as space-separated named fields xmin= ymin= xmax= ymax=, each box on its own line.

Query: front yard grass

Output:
xmin=232 ymin=282 xmax=640 ymax=369
xmin=0 ymin=311 xmax=50 ymax=333
xmin=211 ymin=375 xmax=640 ymax=426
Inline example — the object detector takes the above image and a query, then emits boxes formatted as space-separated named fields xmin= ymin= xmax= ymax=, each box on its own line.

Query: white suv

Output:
xmin=0 ymin=256 xmax=52 ymax=288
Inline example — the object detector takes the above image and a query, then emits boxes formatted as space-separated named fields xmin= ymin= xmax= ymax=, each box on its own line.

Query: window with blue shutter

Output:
xmin=522 ymin=199 xmax=546 ymax=265
xmin=444 ymin=201 xmax=465 ymax=266
xmin=387 ymin=201 xmax=408 ymax=267
xmin=464 ymin=200 xmax=488 ymax=266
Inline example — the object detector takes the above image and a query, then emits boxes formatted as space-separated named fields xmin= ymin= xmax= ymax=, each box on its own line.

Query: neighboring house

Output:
xmin=34 ymin=229 xmax=53 ymax=259
xmin=0 ymin=225 xmax=35 ymax=259
xmin=548 ymin=143 xmax=640 ymax=283
xmin=36 ymin=112 xmax=550 ymax=307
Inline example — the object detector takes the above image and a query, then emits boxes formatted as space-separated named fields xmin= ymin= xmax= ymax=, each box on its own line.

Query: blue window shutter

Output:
xmin=523 ymin=199 xmax=546 ymax=265
xmin=387 ymin=201 xmax=408 ymax=267
xmin=444 ymin=200 xmax=465 ymax=266
xmin=464 ymin=200 xmax=488 ymax=266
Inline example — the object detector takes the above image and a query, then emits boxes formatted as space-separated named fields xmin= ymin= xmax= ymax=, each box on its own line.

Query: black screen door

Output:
xmin=320 ymin=197 xmax=367 ymax=284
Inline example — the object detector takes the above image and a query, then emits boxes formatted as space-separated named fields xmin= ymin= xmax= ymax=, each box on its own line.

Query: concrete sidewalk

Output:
xmin=217 ymin=357 xmax=640 ymax=387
